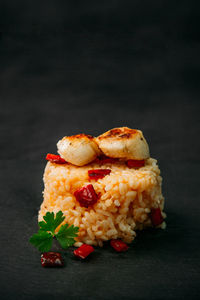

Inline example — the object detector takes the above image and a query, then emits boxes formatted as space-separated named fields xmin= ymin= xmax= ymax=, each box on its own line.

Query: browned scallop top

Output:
xmin=64 ymin=134 xmax=94 ymax=140
xmin=97 ymin=127 xmax=138 ymax=140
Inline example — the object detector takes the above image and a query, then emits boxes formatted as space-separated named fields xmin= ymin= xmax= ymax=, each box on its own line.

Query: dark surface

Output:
xmin=0 ymin=1 xmax=200 ymax=299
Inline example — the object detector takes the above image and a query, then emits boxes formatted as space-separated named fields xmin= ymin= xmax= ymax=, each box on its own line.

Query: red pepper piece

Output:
xmin=126 ymin=159 xmax=145 ymax=168
xmin=41 ymin=252 xmax=64 ymax=267
xmin=74 ymin=244 xmax=95 ymax=259
xmin=88 ymin=169 xmax=111 ymax=180
xmin=74 ymin=184 xmax=99 ymax=208
xmin=46 ymin=153 xmax=67 ymax=164
xmin=150 ymin=208 xmax=164 ymax=226
xmin=95 ymin=156 xmax=119 ymax=164
xmin=110 ymin=239 xmax=129 ymax=252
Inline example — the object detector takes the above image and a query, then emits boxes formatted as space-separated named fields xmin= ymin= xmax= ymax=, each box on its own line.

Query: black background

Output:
xmin=0 ymin=1 xmax=200 ymax=299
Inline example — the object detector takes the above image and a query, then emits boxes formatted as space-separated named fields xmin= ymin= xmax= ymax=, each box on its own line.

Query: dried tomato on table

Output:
xmin=74 ymin=244 xmax=95 ymax=259
xmin=110 ymin=239 xmax=129 ymax=252
xmin=41 ymin=252 xmax=64 ymax=267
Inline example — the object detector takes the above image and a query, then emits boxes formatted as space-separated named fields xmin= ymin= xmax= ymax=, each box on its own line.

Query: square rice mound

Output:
xmin=39 ymin=158 xmax=165 ymax=247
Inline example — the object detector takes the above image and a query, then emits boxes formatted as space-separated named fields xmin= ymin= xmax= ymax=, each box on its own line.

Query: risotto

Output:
xmin=39 ymin=157 xmax=166 ymax=247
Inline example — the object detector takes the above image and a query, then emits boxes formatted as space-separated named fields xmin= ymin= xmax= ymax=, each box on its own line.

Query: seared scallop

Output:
xmin=57 ymin=134 xmax=101 ymax=166
xmin=95 ymin=127 xmax=150 ymax=160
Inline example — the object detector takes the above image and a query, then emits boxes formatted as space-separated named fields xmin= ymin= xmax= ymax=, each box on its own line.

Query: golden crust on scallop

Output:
xmin=95 ymin=127 xmax=150 ymax=160
xmin=57 ymin=134 xmax=101 ymax=166
xmin=66 ymin=134 xmax=94 ymax=140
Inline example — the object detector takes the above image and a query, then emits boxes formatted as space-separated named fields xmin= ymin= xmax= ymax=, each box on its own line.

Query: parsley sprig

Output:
xmin=30 ymin=211 xmax=79 ymax=252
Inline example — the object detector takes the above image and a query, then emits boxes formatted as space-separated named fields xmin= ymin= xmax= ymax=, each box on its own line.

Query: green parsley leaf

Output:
xmin=29 ymin=231 xmax=53 ymax=252
xmin=30 ymin=211 xmax=79 ymax=252
xmin=56 ymin=224 xmax=79 ymax=249
xmin=39 ymin=211 xmax=65 ymax=234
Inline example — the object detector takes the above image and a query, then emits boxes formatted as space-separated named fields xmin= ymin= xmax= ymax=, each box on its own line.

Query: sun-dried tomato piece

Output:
xmin=41 ymin=252 xmax=64 ymax=267
xmin=95 ymin=155 xmax=119 ymax=164
xmin=150 ymin=208 xmax=164 ymax=226
xmin=46 ymin=153 xmax=67 ymax=164
xmin=88 ymin=169 xmax=111 ymax=180
xmin=126 ymin=159 xmax=145 ymax=168
xmin=110 ymin=239 xmax=129 ymax=252
xmin=74 ymin=244 xmax=95 ymax=259
xmin=74 ymin=184 xmax=99 ymax=208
